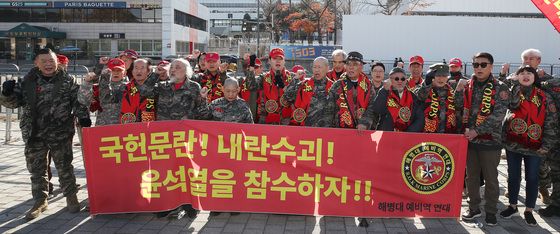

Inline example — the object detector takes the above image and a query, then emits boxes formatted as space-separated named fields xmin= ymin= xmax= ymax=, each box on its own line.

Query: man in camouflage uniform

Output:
xmin=0 ymin=48 xmax=87 ymax=219
xmin=207 ymin=78 xmax=253 ymax=123
xmin=326 ymin=49 xmax=347 ymax=81
xmin=155 ymin=60 xmax=170 ymax=81
xmin=282 ymin=56 xmax=332 ymax=127
xmin=192 ymin=52 xmax=232 ymax=103
xmin=139 ymin=58 xmax=209 ymax=121
xmin=459 ymin=52 xmax=509 ymax=226
xmin=78 ymin=58 xmax=128 ymax=126
xmin=239 ymin=56 xmax=264 ymax=121
xmin=246 ymin=48 xmax=295 ymax=125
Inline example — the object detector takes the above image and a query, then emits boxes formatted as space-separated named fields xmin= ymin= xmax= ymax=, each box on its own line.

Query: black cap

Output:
xmin=346 ymin=51 xmax=365 ymax=64
xmin=371 ymin=61 xmax=386 ymax=71
xmin=389 ymin=67 xmax=406 ymax=76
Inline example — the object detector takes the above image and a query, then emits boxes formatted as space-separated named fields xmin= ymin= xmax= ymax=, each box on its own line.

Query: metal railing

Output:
xmin=1 ymin=64 xmax=89 ymax=143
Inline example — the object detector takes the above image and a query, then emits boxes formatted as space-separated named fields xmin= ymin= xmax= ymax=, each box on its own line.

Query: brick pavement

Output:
xmin=1 ymin=119 xmax=560 ymax=233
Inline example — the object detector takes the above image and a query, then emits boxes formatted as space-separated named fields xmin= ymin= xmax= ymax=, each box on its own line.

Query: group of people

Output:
xmin=1 ymin=46 xmax=560 ymax=228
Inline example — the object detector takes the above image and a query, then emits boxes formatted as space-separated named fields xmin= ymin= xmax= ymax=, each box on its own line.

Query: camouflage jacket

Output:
xmin=0 ymin=68 xmax=86 ymax=143
xmin=414 ymin=83 xmax=464 ymax=133
xmin=282 ymin=77 xmax=332 ymax=127
xmin=78 ymin=73 xmax=127 ymax=126
xmin=502 ymin=84 xmax=558 ymax=157
xmin=139 ymin=79 xmax=209 ymax=120
xmin=360 ymin=88 xmax=424 ymax=132
xmin=207 ymin=97 xmax=254 ymax=123
xmin=191 ymin=70 xmax=232 ymax=102
xmin=94 ymin=63 xmax=159 ymax=85
xmin=455 ymin=75 xmax=509 ymax=149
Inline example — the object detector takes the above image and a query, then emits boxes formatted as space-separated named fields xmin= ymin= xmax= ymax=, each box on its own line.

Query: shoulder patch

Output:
xmin=549 ymin=103 xmax=557 ymax=113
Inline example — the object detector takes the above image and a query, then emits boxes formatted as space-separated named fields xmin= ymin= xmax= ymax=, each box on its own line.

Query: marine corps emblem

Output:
xmin=120 ymin=113 xmax=136 ymax=124
xmin=527 ymin=124 xmax=542 ymax=140
xmin=510 ymin=118 xmax=527 ymax=134
xmin=265 ymin=100 xmax=279 ymax=113
xmin=398 ymin=107 xmax=411 ymax=122
xmin=402 ymin=143 xmax=454 ymax=194
xmin=293 ymin=108 xmax=307 ymax=123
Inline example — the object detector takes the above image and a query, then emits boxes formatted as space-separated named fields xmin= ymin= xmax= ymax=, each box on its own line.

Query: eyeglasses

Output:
xmin=472 ymin=62 xmax=490 ymax=68
xmin=393 ymin=77 xmax=406 ymax=81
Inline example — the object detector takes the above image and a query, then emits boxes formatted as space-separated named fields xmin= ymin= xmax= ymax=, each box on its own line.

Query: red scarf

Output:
xmin=240 ymin=79 xmax=251 ymax=102
xmin=327 ymin=69 xmax=344 ymax=81
xmin=387 ymin=88 xmax=414 ymax=132
xmin=423 ymin=85 xmax=457 ymax=133
xmin=335 ymin=73 xmax=371 ymax=128
xmin=290 ymin=78 xmax=333 ymax=126
xmin=462 ymin=78 xmax=496 ymax=140
xmin=201 ymin=71 xmax=224 ymax=102
xmin=506 ymin=87 xmax=547 ymax=149
xmin=406 ymin=76 xmax=423 ymax=90
xmin=119 ymin=81 xmax=155 ymax=124
xmin=90 ymin=84 xmax=102 ymax=112
xmin=262 ymin=69 xmax=293 ymax=124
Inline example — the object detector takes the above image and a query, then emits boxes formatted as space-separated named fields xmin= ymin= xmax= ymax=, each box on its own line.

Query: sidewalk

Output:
xmin=1 ymin=120 xmax=560 ymax=233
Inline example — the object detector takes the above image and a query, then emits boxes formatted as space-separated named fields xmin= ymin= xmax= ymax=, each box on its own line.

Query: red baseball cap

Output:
xmin=56 ymin=54 xmax=69 ymax=65
xmin=157 ymin=60 xmax=170 ymax=66
xmin=449 ymin=58 xmax=463 ymax=67
xmin=204 ymin=52 xmax=220 ymax=62
xmin=292 ymin=65 xmax=305 ymax=73
xmin=107 ymin=58 xmax=126 ymax=71
xmin=409 ymin=55 xmax=424 ymax=65
xmin=269 ymin=48 xmax=285 ymax=59
xmin=254 ymin=58 xmax=262 ymax=67
xmin=119 ymin=49 xmax=139 ymax=59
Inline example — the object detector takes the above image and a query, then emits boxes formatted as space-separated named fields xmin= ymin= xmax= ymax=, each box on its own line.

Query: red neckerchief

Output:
xmin=119 ymin=81 xmax=155 ymax=124
xmin=387 ymin=88 xmax=414 ymax=132
xmin=240 ymin=79 xmax=251 ymax=102
xmin=506 ymin=87 xmax=547 ymax=149
xmin=406 ymin=76 xmax=423 ymax=90
xmin=290 ymin=78 xmax=333 ymax=126
xmin=462 ymin=77 xmax=496 ymax=140
xmin=423 ymin=85 xmax=457 ymax=133
xmin=174 ymin=80 xmax=185 ymax=90
xmin=90 ymin=84 xmax=102 ymax=112
xmin=327 ymin=69 xmax=345 ymax=81
xmin=262 ymin=69 xmax=292 ymax=124
xmin=201 ymin=71 xmax=223 ymax=102
xmin=335 ymin=73 xmax=371 ymax=128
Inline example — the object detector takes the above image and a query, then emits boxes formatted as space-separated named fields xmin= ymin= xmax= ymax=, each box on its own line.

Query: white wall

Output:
xmin=342 ymin=15 xmax=560 ymax=64
xmin=162 ymin=0 xmax=209 ymax=57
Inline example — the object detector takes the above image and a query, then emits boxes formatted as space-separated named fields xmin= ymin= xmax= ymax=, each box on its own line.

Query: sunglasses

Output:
xmin=472 ymin=62 xmax=490 ymax=68
xmin=393 ymin=77 xmax=406 ymax=81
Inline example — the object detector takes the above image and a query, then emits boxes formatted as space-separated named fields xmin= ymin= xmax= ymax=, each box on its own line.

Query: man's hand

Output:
xmin=200 ymin=87 xmax=209 ymax=100
xmin=79 ymin=118 xmax=92 ymax=127
xmin=84 ymin=72 xmax=97 ymax=82
xmin=500 ymin=63 xmax=510 ymax=76
xmin=249 ymin=54 xmax=257 ymax=67
xmin=99 ymin=57 xmax=109 ymax=65
xmin=383 ymin=78 xmax=392 ymax=90
xmin=357 ymin=124 xmax=368 ymax=130
xmin=220 ymin=63 xmax=228 ymax=72
xmin=456 ymin=79 xmax=468 ymax=92
xmin=464 ymin=128 xmax=478 ymax=141
xmin=396 ymin=62 xmax=404 ymax=68
xmin=537 ymin=68 xmax=545 ymax=78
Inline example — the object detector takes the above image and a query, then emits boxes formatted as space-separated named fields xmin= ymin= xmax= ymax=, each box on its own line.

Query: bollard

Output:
xmin=5 ymin=107 xmax=12 ymax=143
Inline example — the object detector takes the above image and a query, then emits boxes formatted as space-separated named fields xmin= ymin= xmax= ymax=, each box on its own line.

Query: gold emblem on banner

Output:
xmin=293 ymin=108 xmax=307 ymax=123
xmin=402 ymin=142 xmax=454 ymax=195
xmin=265 ymin=100 xmax=279 ymax=113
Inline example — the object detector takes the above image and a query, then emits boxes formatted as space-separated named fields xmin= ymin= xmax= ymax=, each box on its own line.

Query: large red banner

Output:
xmin=532 ymin=0 xmax=560 ymax=32
xmin=82 ymin=120 xmax=468 ymax=218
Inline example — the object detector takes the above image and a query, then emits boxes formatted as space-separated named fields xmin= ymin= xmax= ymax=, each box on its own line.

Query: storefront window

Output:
xmin=118 ymin=40 xmax=128 ymax=51
xmin=141 ymin=40 xmax=153 ymax=52
xmin=100 ymin=40 xmax=111 ymax=52
xmin=128 ymin=40 xmax=141 ymax=52
xmin=46 ymin=9 xmax=61 ymax=22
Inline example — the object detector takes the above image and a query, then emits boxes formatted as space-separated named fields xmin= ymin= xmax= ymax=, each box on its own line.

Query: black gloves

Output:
xmin=274 ymin=73 xmax=285 ymax=89
xmin=249 ymin=54 xmax=257 ymax=67
xmin=425 ymin=69 xmax=436 ymax=86
xmin=2 ymin=80 xmax=15 ymax=96
xmin=79 ymin=118 xmax=92 ymax=127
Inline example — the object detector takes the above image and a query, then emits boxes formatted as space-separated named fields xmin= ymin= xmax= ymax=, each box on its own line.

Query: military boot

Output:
xmin=66 ymin=194 xmax=80 ymax=213
xmin=25 ymin=199 xmax=48 ymax=220
xmin=540 ymin=187 xmax=551 ymax=205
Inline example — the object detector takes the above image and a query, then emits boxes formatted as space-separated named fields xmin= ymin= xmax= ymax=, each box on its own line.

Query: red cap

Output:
xmin=204 ymin=52 xmax=220 ymax=62
xmin=292 ymin=65 xmax=305 ymax=73
xmin=449 ymin=58 xmax=462 ymax=67
xmin=56 ymin=54 xmax=69 ymax=65
xmin=409 ymin=55 xmax=424 ymax=65
xmin=269 ymin=48 xmax=285 ymax=59
xmin=254 ymin=58 xmax=262 ymax=67
xmin=119 ymin=49 xmax=139 ymax=59
xmin=107 ymin=58 xmax=126 ymax=71
xmin=157 ymin=60 xmax=170 ymax=66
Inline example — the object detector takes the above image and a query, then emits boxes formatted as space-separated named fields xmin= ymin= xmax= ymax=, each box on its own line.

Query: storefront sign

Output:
xmin=272 ymin=45 xmax=339 ymax=60
xmin=53 ymin=1 xmax=127 ymax=8
xmin=99 ymin=33 xmax=125 ymax=39
xmin=0 ymin=1 xmax=50 ymax=7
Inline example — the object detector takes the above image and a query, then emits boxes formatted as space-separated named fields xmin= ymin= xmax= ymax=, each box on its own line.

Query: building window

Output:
xmin=174 ymin=9 xmax=207 ymax=32
xmin=0 ymin=8 xmax=161 ymax=23
xmin=117 ymin=40 xmax=162 ymax=57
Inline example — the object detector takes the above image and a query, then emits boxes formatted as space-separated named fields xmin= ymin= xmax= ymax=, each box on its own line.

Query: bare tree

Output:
xmin=359 ymin=0 xmax=433 ymax=15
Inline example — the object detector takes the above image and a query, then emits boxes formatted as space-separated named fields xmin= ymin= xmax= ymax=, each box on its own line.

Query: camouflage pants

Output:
xmin=25 ymin=137 xmax=77 ymax=201
xmin=539 ymin=158 xmax=551 ymax=189
xmin=550 ymin=151 xmax=560 ymax=207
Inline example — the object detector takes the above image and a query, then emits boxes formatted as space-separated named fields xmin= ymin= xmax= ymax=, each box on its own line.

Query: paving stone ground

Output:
xmin=1 ymin=119 xmax=560 ymax=233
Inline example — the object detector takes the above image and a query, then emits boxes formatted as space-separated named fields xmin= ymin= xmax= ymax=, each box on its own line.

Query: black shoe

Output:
xmin=485 ymin=213 xmax=497 ymax=226
xmin=230 ymin=212 xmax=240 ymax=216
xmin=48 ymin=182 xmax=54 ymax=195
xmin=500 ymin=206 xmax=518 ymax=219
xmin=155 ymin=210 xmax=172 ymax=218
xmin=524 ymin=211 xmax=537 ymax=226
xmin=181 ymin=205 xmax=198 ymax=219
xmin=209 ymin=211 xmax=222 ymax=217
xmin=358 ymin=218 xmax=369 ymax=227
xmin=538 ymin=205 xmax=560 ymax=217
xmin=462 ymin=209 xmax=482 ymax=221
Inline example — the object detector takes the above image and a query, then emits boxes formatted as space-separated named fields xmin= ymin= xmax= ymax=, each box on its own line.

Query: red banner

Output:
xmin=82 ymin=120 xmax=468 ymax=218
xmin=532 ymin=0 xmax=560 ymax=32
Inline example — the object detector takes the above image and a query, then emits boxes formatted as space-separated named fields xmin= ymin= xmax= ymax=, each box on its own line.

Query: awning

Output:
xmin=5 ymin=23 xmax=66 ymax=39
